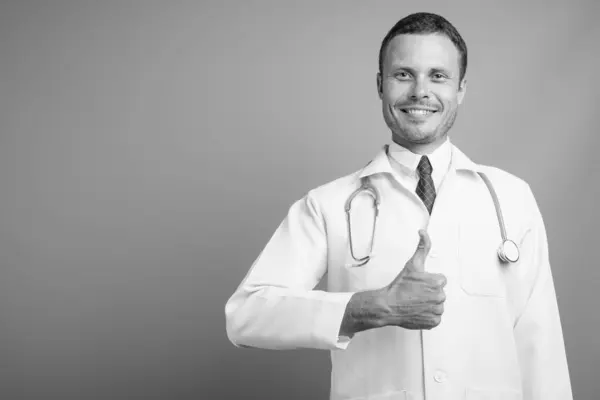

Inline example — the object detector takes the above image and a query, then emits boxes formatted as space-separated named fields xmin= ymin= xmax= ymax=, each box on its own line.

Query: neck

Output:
xmin=392 ymin=135 xmax=447 ymax=155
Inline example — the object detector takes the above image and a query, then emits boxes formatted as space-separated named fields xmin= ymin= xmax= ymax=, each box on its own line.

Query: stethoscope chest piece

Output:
xmin=498 ymin=239 xmax=519 ymax=263
xmin=477 ymin=171 xmax=520 ymax=264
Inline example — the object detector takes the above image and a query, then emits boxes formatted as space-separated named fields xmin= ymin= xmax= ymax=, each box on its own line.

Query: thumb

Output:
xmin=405 ymin=229 xmax=431 ymax=272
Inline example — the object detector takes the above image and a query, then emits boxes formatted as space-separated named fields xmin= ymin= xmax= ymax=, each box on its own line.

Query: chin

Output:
xmin=400 ymin=127 xmax=439 ymax=144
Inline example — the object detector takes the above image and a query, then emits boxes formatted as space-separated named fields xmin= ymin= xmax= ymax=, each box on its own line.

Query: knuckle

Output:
xmin=403 ymin=269 xmax=415 ymax=278
xmin=438 ymin=274 xmax=448 ymax=287
xmin=430 ymin=273 xmax=446 ymax=287
xmin=408 ymin=272 xmax=424 ymax=282
xmin=437 ymin=291 xmax=446 ymax=303
xmin=429 ymin=304 xmax=443 ymax=316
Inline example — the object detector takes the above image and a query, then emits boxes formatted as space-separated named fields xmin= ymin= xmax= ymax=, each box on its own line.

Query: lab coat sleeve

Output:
xmin=225 ymin=190 xmax=355 ymax=350
xmin=513 ymin=185 xmax=573 ymax=399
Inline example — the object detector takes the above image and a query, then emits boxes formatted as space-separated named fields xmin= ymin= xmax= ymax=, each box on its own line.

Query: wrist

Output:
xmin=339 ymin=288 xmax=390 ymax=337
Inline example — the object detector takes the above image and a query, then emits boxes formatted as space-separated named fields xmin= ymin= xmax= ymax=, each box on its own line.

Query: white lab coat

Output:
xmin=225 ymin=144 xmax=572 ymax=400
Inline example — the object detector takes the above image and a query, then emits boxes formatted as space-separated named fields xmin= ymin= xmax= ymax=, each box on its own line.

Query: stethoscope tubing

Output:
xmin=345 ymin=173 xmax=520 ymax=266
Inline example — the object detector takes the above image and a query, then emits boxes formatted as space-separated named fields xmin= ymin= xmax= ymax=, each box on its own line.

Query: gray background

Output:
xmin=1 ymin=1 xmax=598 ymax=399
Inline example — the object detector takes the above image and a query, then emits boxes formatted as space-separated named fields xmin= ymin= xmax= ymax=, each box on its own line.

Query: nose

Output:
xmin=410 ymin=78 xmax=429 ymax=100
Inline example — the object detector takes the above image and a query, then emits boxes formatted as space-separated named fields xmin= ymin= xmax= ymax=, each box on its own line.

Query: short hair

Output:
xmin=378 ymin=12 xmax=468 ymax=81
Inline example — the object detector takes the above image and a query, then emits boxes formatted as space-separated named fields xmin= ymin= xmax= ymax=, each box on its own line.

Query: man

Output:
xmin=225 ymin=12 xmax=572 ymax=400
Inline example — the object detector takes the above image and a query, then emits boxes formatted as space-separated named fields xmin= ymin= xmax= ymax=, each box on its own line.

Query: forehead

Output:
xmin=383 ymin=34 xmax=460 ymax=72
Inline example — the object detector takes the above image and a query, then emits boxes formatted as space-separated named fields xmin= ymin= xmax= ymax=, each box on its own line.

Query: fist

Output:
xmin=381 ymin=230 xmax=447 ymax=330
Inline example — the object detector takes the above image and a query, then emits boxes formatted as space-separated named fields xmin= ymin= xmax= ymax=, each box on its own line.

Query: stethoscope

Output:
xmin=344 ymin=172 xmax=520 ymax=267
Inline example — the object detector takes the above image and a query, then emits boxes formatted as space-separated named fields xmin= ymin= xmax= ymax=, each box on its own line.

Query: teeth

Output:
xmin=406 ymin=109 xmax=433 ymax=115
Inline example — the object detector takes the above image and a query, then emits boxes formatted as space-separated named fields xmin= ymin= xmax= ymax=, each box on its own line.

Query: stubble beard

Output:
xmin=390 ymin=105 xmax=459 ymax=146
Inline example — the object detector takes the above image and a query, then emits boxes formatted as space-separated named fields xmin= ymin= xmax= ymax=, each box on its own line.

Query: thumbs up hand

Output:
xmin=404 ymin=228 xmax=432 ymax=272
xmin=380 ymin=230 xmax=447 ymax=330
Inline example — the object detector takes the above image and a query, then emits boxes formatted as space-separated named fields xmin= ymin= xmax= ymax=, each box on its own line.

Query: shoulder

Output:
xmin=476 ymin=164 xmax=530 ymax=193
xmin=305 ymin=168 xmax=365 ymax=212
xmin=276 ymin=148 xmax=375 ymax=220
xmin=474 ymin=164 xmax=540 ymax=225
xmin=452 ymin=144 xmax=530 ymax=194
xmin=282 ymin=146 xmax=387 ymax=221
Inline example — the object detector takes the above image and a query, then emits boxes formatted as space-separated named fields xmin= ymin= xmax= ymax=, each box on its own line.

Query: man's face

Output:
xmin=378 ymin=34 xmax=466 ymax=151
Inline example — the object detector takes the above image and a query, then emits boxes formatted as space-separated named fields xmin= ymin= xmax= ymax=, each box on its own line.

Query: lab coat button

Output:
xmin=433 ymin=370 xmax=447 ymax=383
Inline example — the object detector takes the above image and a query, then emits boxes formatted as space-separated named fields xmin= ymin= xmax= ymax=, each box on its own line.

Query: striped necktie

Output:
xmin=416 ymin=156 xmax=436 ymax=214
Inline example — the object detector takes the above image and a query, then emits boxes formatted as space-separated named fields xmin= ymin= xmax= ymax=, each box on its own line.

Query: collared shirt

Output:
xmin=387 ymin=138 xmax=452 ymax=193
xmin=225 ymin=143 xmax=572 ymax=400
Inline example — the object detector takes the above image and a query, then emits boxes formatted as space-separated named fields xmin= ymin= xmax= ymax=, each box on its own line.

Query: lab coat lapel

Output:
xmin=425 ymin=143 xmax=481 ymax=280
xmin=425 ymin=166 xmax=461 ymax=279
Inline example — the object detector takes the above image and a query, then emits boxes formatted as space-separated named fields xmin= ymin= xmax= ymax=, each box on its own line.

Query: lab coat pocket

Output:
xmin=458 ymin=223 xmax=507 ymax=297
xmin=465 ymin=387 xmax=522 ymax=400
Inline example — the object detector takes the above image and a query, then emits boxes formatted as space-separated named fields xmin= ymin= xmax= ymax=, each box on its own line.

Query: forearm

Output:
xmin=338 ymin=289 xmax=390 ymax=337
xmin=226 ymin=286 xmax=354 ymax=350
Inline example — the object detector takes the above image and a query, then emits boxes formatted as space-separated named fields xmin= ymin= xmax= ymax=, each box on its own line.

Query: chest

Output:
xmin=325 ymin=174 xmax=523 ymax=299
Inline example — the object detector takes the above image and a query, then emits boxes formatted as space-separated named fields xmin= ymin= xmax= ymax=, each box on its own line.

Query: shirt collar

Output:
xmin=358 ymin=139 xmax=480 ymax=180
xmin=388 ymin=137 xmax=452 ymax=177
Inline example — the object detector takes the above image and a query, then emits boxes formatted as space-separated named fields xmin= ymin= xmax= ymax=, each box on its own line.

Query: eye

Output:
xmin=432 ymin=73 xmax=448 ymax=81
xmin=394 ymin=71 xmax=411 ymax=80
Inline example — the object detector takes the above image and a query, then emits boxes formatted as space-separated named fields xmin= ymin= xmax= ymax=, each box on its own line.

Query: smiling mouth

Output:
xmin=401 ymin=108 xmax=437 ymax=115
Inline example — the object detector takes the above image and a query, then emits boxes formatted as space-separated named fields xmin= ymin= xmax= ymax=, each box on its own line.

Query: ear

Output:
xmin=376 ymin=72 xmax=383 ymax=99
xmin=457 ymin=78 xmax=467 ymax=105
